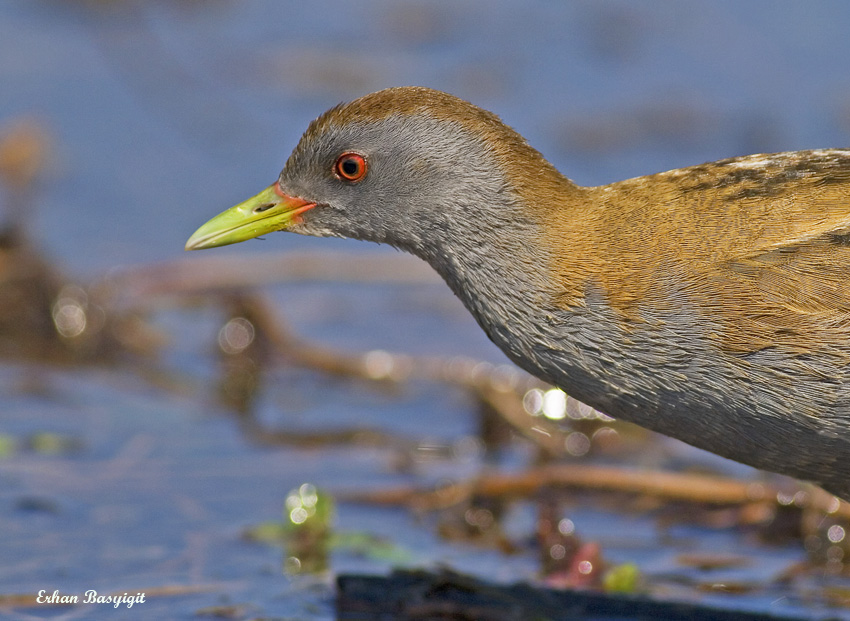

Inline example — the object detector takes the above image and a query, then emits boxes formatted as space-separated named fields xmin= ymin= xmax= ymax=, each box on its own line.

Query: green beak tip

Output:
xmin=184 ymin=184 xmax=294 ymax=251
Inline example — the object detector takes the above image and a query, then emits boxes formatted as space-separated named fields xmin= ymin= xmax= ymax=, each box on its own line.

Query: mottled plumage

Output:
xmin=187 ymin=87 xmax=850 ymax=501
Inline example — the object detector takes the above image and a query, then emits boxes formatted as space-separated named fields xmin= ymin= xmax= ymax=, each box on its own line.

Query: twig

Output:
xmin=101 ymin=251 xmax=440 ymax=306
xmin=235 ymin=292 xmax=570 ymax=456
xmin=338 ymin=463 xmax=850 ymax=518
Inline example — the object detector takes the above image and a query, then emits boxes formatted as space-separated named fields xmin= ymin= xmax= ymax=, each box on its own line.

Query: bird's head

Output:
xmin=185 ymin=87 xmax=574 ymax=260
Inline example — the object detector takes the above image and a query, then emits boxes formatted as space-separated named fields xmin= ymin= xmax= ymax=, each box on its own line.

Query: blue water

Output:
xmin=2 ymin=1 xmax=850 ymax=618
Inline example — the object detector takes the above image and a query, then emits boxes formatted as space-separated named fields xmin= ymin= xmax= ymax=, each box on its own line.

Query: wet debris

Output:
xmin=336 ymin=568 xmax=809 ymax=621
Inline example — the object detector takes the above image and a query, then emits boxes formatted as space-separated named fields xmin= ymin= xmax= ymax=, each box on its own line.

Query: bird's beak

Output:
xmin=185 ymin=182 xmax=316 ymax=251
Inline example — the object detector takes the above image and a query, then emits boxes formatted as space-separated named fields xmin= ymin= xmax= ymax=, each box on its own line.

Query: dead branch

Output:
xmin=101 ymin=251 xmax=441 ymax=307
xmin=338 ymin=462 xmax=850 ymax=519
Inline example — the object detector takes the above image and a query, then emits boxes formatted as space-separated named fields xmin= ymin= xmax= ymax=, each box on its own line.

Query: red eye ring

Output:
xmin=334 ymin=152 xmax=367 ymax=182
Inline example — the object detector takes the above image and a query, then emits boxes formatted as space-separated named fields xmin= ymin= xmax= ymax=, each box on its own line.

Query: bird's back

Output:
xmin=541 ymin=149 xmax=850 ymax=358
xmin=524 ymin=149 xmax=850 ymax=499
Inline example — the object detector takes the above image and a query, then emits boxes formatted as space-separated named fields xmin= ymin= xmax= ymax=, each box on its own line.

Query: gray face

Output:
xmin=277 ymin=113 xmax=520 ymax=258
xmin=276 ymin=109 xmax=558 ymax=382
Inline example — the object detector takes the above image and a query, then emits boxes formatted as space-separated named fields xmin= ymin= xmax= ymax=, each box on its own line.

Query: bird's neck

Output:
xmin=409 ymin=178 xmax=592 ymax=377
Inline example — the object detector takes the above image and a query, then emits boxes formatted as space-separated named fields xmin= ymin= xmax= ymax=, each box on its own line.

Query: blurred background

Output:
xmin=3 ymin=1 xmax=850 ymax=619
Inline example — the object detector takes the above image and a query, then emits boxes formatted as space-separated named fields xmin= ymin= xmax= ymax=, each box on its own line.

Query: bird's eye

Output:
xmin=334 ymin=152 xmax=367 ymax=182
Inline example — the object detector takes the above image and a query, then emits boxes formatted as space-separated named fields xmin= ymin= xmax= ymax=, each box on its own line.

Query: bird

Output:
xmin=186 ymin=86 xmax=850 ymax=502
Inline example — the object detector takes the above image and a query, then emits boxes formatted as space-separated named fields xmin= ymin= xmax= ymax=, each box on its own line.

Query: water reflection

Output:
xmin=52 ymin=285 xmax=88 ymax=338
xmin=218 ymin=316 xmax=255 ymax=354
